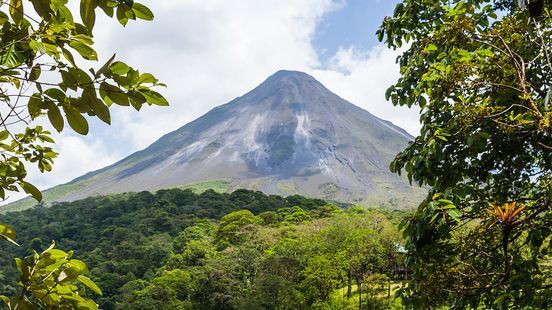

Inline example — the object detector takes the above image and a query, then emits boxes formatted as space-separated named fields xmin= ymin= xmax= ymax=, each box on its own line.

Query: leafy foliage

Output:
xmin=1 ymin=242 xmax=101 ymax=309
xmin=378 ymin=0 xmax=551 ymax=308
xmin=0 ymin=0 xmax=167 ymax=200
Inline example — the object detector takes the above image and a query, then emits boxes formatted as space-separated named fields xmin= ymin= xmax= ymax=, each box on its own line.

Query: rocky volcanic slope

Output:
xmin=5 ymin=70 xmax=425 ymax=212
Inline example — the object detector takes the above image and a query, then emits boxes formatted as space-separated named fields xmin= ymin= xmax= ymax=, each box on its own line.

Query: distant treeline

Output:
xmin=0 ymin=188 xmax=408 ymax=309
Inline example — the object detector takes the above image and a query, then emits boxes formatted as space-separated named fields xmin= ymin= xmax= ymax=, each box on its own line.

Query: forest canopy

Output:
xmin=0 ymin=188 xmax=409 ymax=309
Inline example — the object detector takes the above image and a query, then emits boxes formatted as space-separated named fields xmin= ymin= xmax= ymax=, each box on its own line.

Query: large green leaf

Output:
xmin=139 ymin=88 xmax=168 ymax=106
xmin=138 ymin=72 xmax=157 ymax=84
xmin=30 ymin=0 xmax=52 ymax=20
xmin=29 ymin=65 xmax=42 ymax=81
xmin=20 ymin=181 xmax=42 ymax=201
xmin=68 ymin=41 xmax=98 ymax=61
xmin=0 ymin=223 xmax=18 ymax=245
xmin=95 ymin=54 xmax=116 ymax=78
xmin=47 ymin=103 xmax=64 ymax=132
xmin=116 ymin=5 xmax=129 ymax=26
xmin=80 ymin=0 xmax=97 ymax=31
xmin=77 ymin=275 xmax=102 ymax=296
xmin=109 ymin=61 xmax=130 ymax=75
xmin=132 ymin=3 xmax=154 ymax=21
xmin=27 ymin=94 xmax=43 ymax=119
xmin=91 ymin=98 xmax=111 ymax=124
xmin=9 ymin=0 xmax=23 ymax=24
xmin=64 ymin=108 xmax=89 ymax=135
xmin=100 ymin=82 xmax=128 ymax=106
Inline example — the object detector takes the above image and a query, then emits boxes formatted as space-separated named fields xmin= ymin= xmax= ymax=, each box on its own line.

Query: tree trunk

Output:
xmin=358 ymin=282 xmax=362 ymax=309
xmin=347 ymin=269 xmax=352 ymax=299
xmin=387 ymin=276 xmax=391 ymax=298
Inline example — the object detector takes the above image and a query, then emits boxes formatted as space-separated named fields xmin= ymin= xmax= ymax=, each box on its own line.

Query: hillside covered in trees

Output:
xmin=0 ymin=189 xmax=408 ymax=309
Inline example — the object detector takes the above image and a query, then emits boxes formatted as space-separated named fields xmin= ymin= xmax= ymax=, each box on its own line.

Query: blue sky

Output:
xmin=313 ymin=0 xmax=399 ymax=63
xmin=4 ymin=0 xmax=421 ymax=204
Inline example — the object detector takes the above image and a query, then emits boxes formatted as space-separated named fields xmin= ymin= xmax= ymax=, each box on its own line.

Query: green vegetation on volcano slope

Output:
xmin=0 ymin=188 xmax=408 ymax=309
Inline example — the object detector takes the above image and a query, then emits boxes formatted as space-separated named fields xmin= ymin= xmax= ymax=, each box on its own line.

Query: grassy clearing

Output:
xmin=327 ymin=281 xmax=407 ymax=309
xmin=177 ymin=178 xmax=234 ymax=193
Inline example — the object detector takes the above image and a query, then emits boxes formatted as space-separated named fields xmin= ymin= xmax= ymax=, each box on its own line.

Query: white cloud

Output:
xmin=1 ymin=0 xmax=421 ymax=205
xmin=312 ymin=45 xmax=421 ymax=135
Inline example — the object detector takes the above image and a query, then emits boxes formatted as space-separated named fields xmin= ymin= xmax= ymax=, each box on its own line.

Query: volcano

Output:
xmin=5 ymin=70 xmax=425 ymax=212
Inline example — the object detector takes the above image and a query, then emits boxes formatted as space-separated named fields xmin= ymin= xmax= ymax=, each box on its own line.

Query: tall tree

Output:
xmin=0 ymin=0 xmax=166 ymax=308
xmin=378 ymin=0 xmax=551 ymax=308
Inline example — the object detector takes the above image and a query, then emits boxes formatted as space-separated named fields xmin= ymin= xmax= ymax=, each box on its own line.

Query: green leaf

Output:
xmin=9 ymin=0 xmax=23 ymax=24
xmin=15 ymin=258 xmax=27 ymax=275
xmin=77 ymin=299 xmax=99 ymax=310
xmin=20 ymin=181 xmax=42 ymax=201
xmin=28 ymin=94 xmax=43 ymax=119
xmin=138 ymin=73 xmax=157 ymax=84
xmin=73 ymin=34 xmax=94 ymax=45
xmin=138 ymin=88 xmax=168 ymax=106
xmin=99 ymin=3 xmax=114 ymax=17
xmin=64 ymin=108 xmax=89 ymax=135
xmin=56 ymin=4 xmax=74 ymax=22
xmin=0 ymin=223 xmax=18 ymax=245
xmin=447 ymin=209 xmax=461 ymax=223
xmin=100 ymin=82 xmax=128 ymax=106
xmin=95 ymin=54 xmax=116 ymax=78
xmin=68 ymin=67 xmax=93 ymax=85
xmin=0 ymin=131 xmax=9 ymax=141
xmin=29 ymin=65 xmax=42 ymax=81
xmin=47 ymin=103 xmax=64 ymax=132
xmin=62 ymin=48 xmax=77 ymax=67
xmin=77 ymin=275 xmax=102 ymax=296
xmin=60 ymin=70 xmax=78 ymax=91
xmin=44 ymin=248 xmax=69 ymax=259
xmin=30 ymin=0 xmax=52 ymax=20
xmin=0 ymin=295 xmax=10 ymax=305
xmin=109 ymin=61 xmax=130 ymax=75
xmin=128 ymin=90 xmax=146 ymax=110
xmin=116 ymin=5 xmax=129 ymax=26
xmin=0 ymin=11 xmax=7 ymax=25
xmin=91 ymin=98 xmax=110 ymax=124
xmin=80 ymin=0 xmax=97 ymax=31
xmin=45 ymin=88 xmax=66 ymax=102
xmin=132 ymin=3 xmax=154 ymax=20
xmin=424 ymin=44 xmax=438 ymax=52
xmin=68 ymin=41 xmax=98 ymax=61
xmin=29 ymin=40 xmax=47 ymax=54
xmin=68 ymin=259 xmax=89 ymax=273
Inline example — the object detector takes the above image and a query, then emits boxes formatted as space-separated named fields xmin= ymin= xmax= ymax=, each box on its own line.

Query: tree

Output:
xmin=215 ymin=210 xmax=262 ymax=248
xmin=378 ymin=0 xmax=551 ymax=308
xmin=0 ymin=0 xmax=166 ymax=308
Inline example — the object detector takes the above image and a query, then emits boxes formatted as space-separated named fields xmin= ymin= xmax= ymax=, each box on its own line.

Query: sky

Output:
xmin=4 ymin=0 xmax=422 ymax=204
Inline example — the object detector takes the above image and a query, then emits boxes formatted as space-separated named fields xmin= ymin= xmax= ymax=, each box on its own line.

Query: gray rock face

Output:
xmin=34 ymin=70 xmax=426 ymax=208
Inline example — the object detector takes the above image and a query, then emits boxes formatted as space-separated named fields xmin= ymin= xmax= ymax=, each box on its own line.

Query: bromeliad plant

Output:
xmin=488 ymin=202 xmax=526 ymax=274
xmin=488 ymin=201 xmax=526 ymax=227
